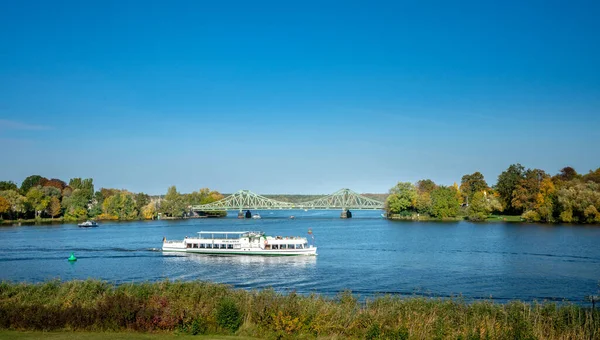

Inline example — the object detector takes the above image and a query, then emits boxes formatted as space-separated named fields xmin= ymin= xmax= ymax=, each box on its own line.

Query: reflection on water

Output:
xmin=164 ymin=252 xmax=317 ymax=268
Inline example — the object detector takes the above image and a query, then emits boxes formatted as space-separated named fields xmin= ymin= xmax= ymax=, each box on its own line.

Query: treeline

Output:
xmin=0 ymin=280 xmax=597 ymax=339
xmin=385 ymin=165 xmax=600 ymax=223
xmin=0 ymin=175 xmax=223 ymax=222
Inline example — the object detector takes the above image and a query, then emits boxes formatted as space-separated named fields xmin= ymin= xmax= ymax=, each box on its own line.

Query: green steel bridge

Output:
xmin=190 ymin=188 xmax=385 ymax=213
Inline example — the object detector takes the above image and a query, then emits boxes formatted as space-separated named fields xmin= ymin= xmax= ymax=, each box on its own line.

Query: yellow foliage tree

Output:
xmin=142 ymin=202 xmax=157 ymax=219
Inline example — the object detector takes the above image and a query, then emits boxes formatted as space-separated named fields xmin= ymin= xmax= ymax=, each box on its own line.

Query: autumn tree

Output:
xmin=460 ymin=172 xmax=489 ymax=201
xmin=43 ymin=178 xmax=67 ymax=191
xmin=495 ymin=164 xmax=526 ymax=214
xmin=47 ymin=197 xmax=61 ymax=219
xmin=512 ymin=169 xmax=548 ymax=213
xmin=0 ymin=190 xmax=27 ymax=219
xmin=141 ymin=202 xmax=157 ymax=219
xmin=0 ymin=196 xmax=10 ymax=217
xmin=583 ymin=168 xmax=600 ymax=184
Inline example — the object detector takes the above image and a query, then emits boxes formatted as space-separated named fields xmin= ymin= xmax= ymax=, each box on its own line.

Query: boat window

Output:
xmin=193 ymin=243 xmax=198 ymax=248
xmin=295 ymin=244 xmax=301 ymax=249
xmin=199 ymin=244 xmax=205 ymax=248
xmin=304 ymin=243 xmax=308 ymax=248
xmin=187 ymin=243 xmax=192 ymax=248
xmin=220 ymin=244 xmax=226 ymax=249
xmin=206 ymin=244 xmax=212 ymax=249
xmin=227 ymin=244 xmax=233 ymax=249
xmin=272 ymin=244 xmax=278 ymax=250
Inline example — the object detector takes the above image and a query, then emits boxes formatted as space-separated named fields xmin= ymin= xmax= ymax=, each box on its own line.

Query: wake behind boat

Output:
xmin=162 ymin=231 xmax=317 ymax=256
xmin=78 ymin=220 xmax=98 ymax=228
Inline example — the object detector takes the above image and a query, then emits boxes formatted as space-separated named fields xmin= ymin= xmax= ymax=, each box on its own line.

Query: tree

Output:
xmin=26 ymin=186 xmax=49 ymax=218
xmin=159 ymin=186 xmax=186 ymax=218
xmin=495 ymin=164 xmax=526 ymax=214
xmin=47 ymin=196 xmax=61 ymax=219
xmin=0 ymin=190 xmax=27 ymax=219
xmin=69 ymin=178 xmax=94 ymax=201
xmin=466 ymin=191 xmax=491 ymax=221
xmin=556 ymin=181 xmax=600 ymax=223
xmin=141 ymin=202 xmax=157 ymax=219
xmin=43 ymin=178 xmax=67 ymax=191
xmin=62 ymin=189 xmax=90 ymax=221
xmin=583 ymin=168 xmax=600 ymax=184
xmin=0 ymin=196 xmax=10 ymax=216
xmin=385 ymin=182 xmax=417 ymax=215
xmin=0 ymin=181 xmax=18 ymax=191
xmin=20 ymin=175 xmax=46 ymax=195
xmin=135 ymin=193 xmax=150 ymax=216
xmin=416 ymin=179 xmax=437 ymax=194
xmin=512 ymin=169 xmax=548 ymax=213
xmin=460 ymin=172 xmax=488 ymax=201
xmin=430 ymin=186 xmax=460 ymax=219
xmin=556 ymin=167 xmax=579 ymax=182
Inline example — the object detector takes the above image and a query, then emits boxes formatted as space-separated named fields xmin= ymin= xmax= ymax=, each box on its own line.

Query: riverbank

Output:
xmin=0 ymin=280 xmax=597 ymax=339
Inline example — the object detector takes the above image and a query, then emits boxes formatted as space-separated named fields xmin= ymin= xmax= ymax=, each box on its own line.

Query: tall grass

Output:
xmin=0 ymin=280 xmax=597 ymax=339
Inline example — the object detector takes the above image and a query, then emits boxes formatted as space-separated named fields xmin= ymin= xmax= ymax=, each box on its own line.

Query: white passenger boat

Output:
xmin=162 ymin=231 xmax=317 ymax=256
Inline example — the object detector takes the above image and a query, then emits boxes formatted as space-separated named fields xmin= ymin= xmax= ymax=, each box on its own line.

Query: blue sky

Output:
xmin=1 ymin=0 xmax=599 ymax=195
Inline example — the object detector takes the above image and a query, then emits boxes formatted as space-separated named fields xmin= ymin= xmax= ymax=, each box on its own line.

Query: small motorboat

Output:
xmin=252 ymin=213 xmax=261 ymax=219
xmin=78 ymin=220 xmax=98 ymax=228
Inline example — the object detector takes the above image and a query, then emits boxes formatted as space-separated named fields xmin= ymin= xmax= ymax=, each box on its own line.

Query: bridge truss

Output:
xmin=190 ymin=188 xmax=384 ymax=212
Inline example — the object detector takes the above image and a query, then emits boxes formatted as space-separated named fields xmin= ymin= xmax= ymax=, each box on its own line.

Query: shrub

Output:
xmin=216 ymin=297 xmax=242 ymax=333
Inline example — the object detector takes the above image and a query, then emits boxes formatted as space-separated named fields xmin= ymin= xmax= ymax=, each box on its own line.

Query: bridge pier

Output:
xmin=340 ymin=209 xmax=352 ymax=219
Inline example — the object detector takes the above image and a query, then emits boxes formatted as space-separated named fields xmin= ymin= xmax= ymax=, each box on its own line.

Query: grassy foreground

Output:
xmin=0 ymin=330 xmax=257 ymax=339
xmin=0 ymin=280 xmax=598 ymax=340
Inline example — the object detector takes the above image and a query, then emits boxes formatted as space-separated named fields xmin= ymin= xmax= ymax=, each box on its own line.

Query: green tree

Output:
xmin=69 ymin=178 xmax=94 ymax=201
xmin=385 ymin=182 xmax=417 ymax=215
xmin=495 ymin=164 xmax=526 ymax=214
xmin=134 ymin=193 xmax=150 ymax=216
xmin=20 ymin=175 xmax=46 ymax=195
xmin=159 ymin=186 xmax=186 ymax=218
xmin=62 ymin=189 xmax=90 ymax=221
xmin=0 ymin=181 xmax=18 ymax=191
xmin=467 ymin=191 xmax=492 ymax=221
xmin=460 ymin=172 xmax=488 ymax=201
xmin=26 ymin=186 xmax=49 ymax=218
xmin=430 ymin=186 xmax=460 ymax=218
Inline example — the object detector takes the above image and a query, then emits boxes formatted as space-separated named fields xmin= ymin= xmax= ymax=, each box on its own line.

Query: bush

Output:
xmin=215 ymin=297 xmax=242 ymax=333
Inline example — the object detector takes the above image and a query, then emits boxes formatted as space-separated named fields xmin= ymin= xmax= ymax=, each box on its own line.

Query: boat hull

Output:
xmin=162 ymin=245 xmax=317 ymax=256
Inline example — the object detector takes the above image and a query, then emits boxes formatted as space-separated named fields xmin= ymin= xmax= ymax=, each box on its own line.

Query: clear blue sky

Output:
xmin=1 ymin=0 xmax=599 ymax=195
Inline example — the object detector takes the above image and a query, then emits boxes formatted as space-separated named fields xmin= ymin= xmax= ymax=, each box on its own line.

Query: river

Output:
xmin=1 ymin=210 xmax=599 ymax=304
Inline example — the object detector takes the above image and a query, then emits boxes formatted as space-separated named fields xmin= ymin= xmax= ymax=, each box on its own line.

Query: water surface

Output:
xmin=1 ymin=211 xmax=599 ymax=303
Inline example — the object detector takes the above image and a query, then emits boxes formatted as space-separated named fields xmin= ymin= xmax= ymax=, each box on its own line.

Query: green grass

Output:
xmin=486 ymin=214 xmax=523 ymax=222
xmin=0 ymin=330 xmax=259 ymax=340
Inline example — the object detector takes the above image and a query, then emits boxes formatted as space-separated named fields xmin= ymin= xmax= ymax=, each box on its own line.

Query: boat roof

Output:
xmin=198 ymin=231 xmax=250 ymax=234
